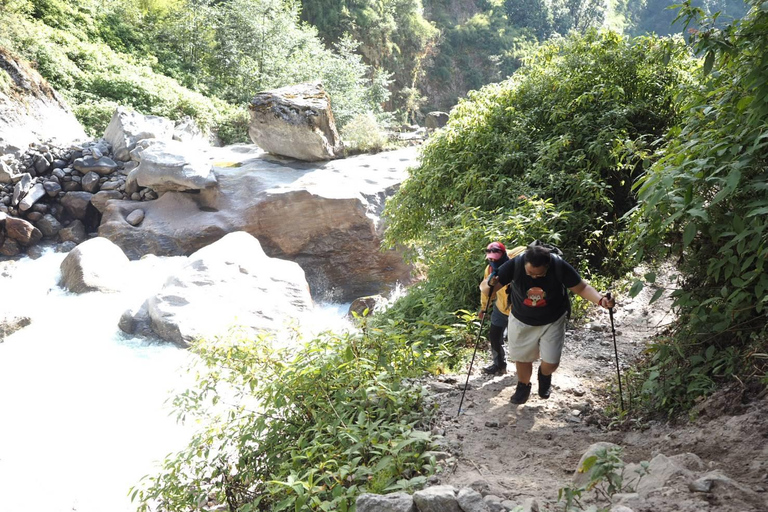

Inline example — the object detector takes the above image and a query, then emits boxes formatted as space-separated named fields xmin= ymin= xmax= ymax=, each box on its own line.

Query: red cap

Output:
xmin=485 ymin=241 xmax=506 ymax=261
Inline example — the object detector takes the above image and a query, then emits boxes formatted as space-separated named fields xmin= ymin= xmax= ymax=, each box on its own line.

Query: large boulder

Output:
xmin=59 ymin=236 xmax=130 ymax=293
xmin=103 ymin=107 xmax=174 ymax=162
xmin=98 ymin=145 xmax=416 ymax=301
xmin=126 ymin=139 xmax=217 ymax=193
xmin=133 ymin=232 xmax=313 ymax=346
xmin=248 ymin=82 xmax=343 ymax=161
xmin=0 ymin=46 xmax=86 ymax=153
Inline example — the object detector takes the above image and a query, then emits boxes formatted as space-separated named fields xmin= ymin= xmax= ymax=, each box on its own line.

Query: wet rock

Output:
xmin=81 ymin=171 xmax=101 ymax=193
xmin=60 ymin=191 xmax=93 ymax=219
xmin=59 ymin=236 xmax=129 ymax=293
xmin=5 ymin=216 xmax=42 ymax=245
xmin=103 ymin=107 xmax=174 ymax=161
xmin=18 ymin=183 xmax=45 ymax=211
xmin=36 ymin=214 xmax=63 ymax=238
xmin=58 ymin=220 xmax=86 ymax=244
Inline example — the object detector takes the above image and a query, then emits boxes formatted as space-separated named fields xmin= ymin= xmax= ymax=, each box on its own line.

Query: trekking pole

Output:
xmin=457 ymin=284 xmax=494 ymax=418
xmin=606 ymin=292 xmax=624 ymax=412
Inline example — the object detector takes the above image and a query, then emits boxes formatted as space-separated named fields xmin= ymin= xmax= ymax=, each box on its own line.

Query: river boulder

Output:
xmin=99 ymin=145 xmax=416 ymax=301
xmin=130 ymin=231 xmax=313 ymax=346
xmin=103 ymin=106 xmax=174 ymax=162
xmin=59 ymin=236 xmax=130 ymax=293
xmin=126 ymin=139 xmax=217 ymax=193
xmin=248 ymin=82 xmax=343 ymax=161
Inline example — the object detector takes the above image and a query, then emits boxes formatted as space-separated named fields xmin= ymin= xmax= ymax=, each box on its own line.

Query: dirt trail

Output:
xmin=427 ymin=272 xmax=768 ymax=511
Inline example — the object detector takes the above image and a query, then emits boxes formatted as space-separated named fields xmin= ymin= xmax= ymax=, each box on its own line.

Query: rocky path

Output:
xmin=425 ymin=276 xmax=768 ymax=511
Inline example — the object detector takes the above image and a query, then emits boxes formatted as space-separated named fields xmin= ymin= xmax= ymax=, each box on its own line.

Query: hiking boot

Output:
xmin=538 ymin=368 xmax=552 ymax=399
xmin=510 ymin=382 xmax=532 ymax=404
xmin=482 ymin=363 xmax=507 ymax=375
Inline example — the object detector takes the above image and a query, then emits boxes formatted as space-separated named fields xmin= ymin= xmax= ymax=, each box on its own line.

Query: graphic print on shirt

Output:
xmin=524 ymin=287 xmax=547 ymax=307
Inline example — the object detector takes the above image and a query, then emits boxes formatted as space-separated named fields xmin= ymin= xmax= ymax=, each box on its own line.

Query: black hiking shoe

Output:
xmin=538 ymin=368 xmax=552 ymax=399
xmin=482 ymin=363 xmax=507 ymax=376
xmin=510 ymin=382 xmax=532 ymax=404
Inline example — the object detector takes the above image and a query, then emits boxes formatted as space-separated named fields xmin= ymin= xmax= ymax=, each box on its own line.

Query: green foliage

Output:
xmin=618 ymin=0 xmax=748 ymax=37
xmin=1 ymin=0 xmax=388 ymax=139
xmin=131 ymin=327 xmax=441 ymax=511
xmin=559 ymin=446 xmax=649 ymax=511
xmin=300 ymin=0 xmax=439 ymax=114
xmin=341 ymin=112 xmax=389 ymax=154
xmin=624 ymin=0 xmax=768 ymax=415
xmin=382 ymin=30 xmax=696 ymax=328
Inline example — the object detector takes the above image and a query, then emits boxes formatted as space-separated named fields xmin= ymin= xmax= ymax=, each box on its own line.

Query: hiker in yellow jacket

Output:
xmin=479 ymin=242 xmax=526 ymax=375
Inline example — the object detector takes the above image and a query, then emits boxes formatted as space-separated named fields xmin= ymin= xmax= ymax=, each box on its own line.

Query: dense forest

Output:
xmin=0 ymin=0 xmax=749 ymax=138
xmin=2 ymin=0 xmax=766 ymax=510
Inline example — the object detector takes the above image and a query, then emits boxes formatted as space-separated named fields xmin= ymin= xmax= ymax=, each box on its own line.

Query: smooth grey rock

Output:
xmin=0 ymin=237 xmax=21 ymax=256
xmin=44 ymin=180 xmax=62 ymax=197
xmin=59 ymin=237 xmax=129 ymax=293
xmin=5 ymin=216 xmax=42 ymax=245
xmin=56 ymin=240 xmax=77 ymax=253
xmin=58 ymin=220 xmax=86 ymax=244
xmin=103 ymin=107 xmax=174 ymax=161
xmin=412 ymin=485 xmax=461 ymax=512
xmin=91 ymin=190 xmax=123 ymax=214
xmin=126 ymin=209 xmax=144 ymax=226
xmin=356 ymin=492 xmax=416 ymax=512
xmin=72 ymin=155 xmax=118 ymax=176
xmin=36 ymin=214 xmax=63 ymax=238
xmin=248 ymin=81 xmax=343 ymax=161
xmin=18 ymin=183 xmax=46 ymax=211
xmin=98 ymin=146 xmax=415 ymax=301
xmin=26 ymin=244 xmax=47 ymax=259
xmin=627 ymin=453 xmax=692 ymax=496
xmin=81 ymin=171 xmax=101 ymax=193
xmin=144 ymin=232 xmax=313 ymax=346
xmin=128 ymin=139 xmax=216 ymax=193
xmin=12 ymin=173 xmax=32 ymax=206
xmin=0 ymin=160 xmax=20 ymax=184
xmin=61 ymin=191 xmax=93 ymax=220
xmin=457 ymin=487 xmax=491 ymax=512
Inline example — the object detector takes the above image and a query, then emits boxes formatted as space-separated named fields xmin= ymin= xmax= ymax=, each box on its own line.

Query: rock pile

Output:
xmin=0 ymin=108 xmax=210 ymax=259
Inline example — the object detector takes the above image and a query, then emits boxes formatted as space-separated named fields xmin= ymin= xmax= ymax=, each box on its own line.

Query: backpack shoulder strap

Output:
xmin=551 ymin=254 xmax=565 ymax=284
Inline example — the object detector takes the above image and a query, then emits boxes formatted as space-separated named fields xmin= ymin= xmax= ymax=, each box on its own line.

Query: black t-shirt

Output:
xmin=495 ymin=255 xmax=582 ymax=326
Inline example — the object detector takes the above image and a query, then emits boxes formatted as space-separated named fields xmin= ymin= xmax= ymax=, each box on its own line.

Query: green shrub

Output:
xmin=381 ymin=30 xmax=696 ymax=331
xmin=624 ymin=0 xmax=768 ymax=416
xmin=341 ymin=112 xmax=388 ymax=154
xmin=131 ymin=326 xmax=441 ymax=512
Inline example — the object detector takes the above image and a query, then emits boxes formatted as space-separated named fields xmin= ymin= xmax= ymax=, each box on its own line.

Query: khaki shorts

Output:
xmin=507 ymin=313 xmax=568 ymax=364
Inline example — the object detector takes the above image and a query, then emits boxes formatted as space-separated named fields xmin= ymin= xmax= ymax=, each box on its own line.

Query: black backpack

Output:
xmin=510 ymin=240 xmax=572 ymax=316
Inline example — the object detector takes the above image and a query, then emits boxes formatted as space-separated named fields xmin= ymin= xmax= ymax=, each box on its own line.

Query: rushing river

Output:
xmin=0 ymin=249 xmax=352 ymax=512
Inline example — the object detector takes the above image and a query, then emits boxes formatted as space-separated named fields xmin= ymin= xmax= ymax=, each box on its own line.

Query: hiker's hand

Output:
xmin=478 ymin=310 xmax=485 ymax=320
xmin=599 ymin=294 xmax=615 ymax=309
xmin=487 ymin=273 xmax=498 ymax=287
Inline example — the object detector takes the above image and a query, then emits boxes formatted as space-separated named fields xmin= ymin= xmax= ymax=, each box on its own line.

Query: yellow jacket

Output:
xmin=480 ymin=246 xmax=526 ymax=316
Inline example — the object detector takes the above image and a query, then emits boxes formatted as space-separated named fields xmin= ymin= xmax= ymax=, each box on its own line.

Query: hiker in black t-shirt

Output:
xmin=480 ymin=244 xmax=615 ymax=404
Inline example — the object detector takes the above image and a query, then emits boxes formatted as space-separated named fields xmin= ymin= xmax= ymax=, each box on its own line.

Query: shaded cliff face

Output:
xmin=0 ymin=46 xmax=86 ymax=152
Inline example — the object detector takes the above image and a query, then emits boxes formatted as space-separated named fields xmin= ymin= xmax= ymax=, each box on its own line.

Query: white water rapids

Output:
xmin=0 ymin=249 xmax=352 ymax=512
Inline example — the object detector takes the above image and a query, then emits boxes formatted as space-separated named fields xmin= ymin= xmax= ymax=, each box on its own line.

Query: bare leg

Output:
xmin=516 ymin=361 xmax=533 ymax=384
xmin=540 ymin=361 xmax=559 ymax=376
